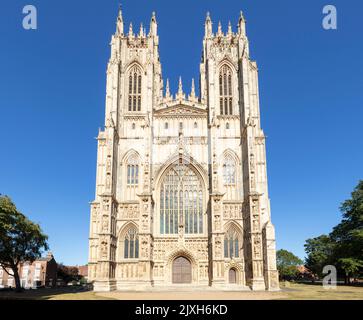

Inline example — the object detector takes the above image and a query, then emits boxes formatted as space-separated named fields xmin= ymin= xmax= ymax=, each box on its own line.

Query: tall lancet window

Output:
xmin=219 ymin=65 xmax=233 ymax=115
xmin=224 ymin=227 xmax=240 ymax=258
xmin=160 ymin=163 xmax=204 ymax=235
xmin=128 ymin=65 xmax=142 ymax=112
xmin=126 ymin=154 xmax=139 ymax=186
xmin=223 ymin=155 xmax=236 ymax=185
xmin=124 ymin=227 xmax=139 ymax=259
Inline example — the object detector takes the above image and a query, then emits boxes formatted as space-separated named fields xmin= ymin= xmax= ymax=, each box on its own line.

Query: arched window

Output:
xmin=160 ymin=163 xmax=203 ymax=235
xmin=128 ymin=65 xmax=142 ymax=112
xmin=124 ymin=228 xmax=139 ymax=259
xmin=223 ymin=155 xmax=236 ymax=185
xmin=224 ymin=228 xmax=240 ymax=258
xmin=126 ymin=153 xmax=139 ymax=186
xmin=219 ymin=65 xmax=233 ymax=115
xmin=165 ymin=122 xmax=169 ymax=130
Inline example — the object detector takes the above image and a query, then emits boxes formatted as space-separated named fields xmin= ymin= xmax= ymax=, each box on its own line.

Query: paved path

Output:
xmin=97 ymin=290 xmax=287 ymax=300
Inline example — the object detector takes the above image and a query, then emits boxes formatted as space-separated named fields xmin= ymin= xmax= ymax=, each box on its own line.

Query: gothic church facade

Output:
xmin=88 ymin=8 xmax=279 ymax=291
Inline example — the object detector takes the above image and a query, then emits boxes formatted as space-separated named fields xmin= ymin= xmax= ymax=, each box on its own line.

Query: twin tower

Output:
xmin=88 ymin=7 xmax=279 ymax=291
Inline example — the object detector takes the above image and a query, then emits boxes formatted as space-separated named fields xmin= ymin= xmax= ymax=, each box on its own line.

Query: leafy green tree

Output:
xmin=304 ymin=181 xmax=363 ymax=282
xmin=338 ymin=258 xmax=363 ymax=284
xmin=0 ymin=195 xmax=49 ymax=291
xmin=331 ymin=181 xmax=363 ymax=264
xmin=304 ymin=235 xmax=335 ymax=278
xmin=276 ymin=249 xmax=303 ymax=280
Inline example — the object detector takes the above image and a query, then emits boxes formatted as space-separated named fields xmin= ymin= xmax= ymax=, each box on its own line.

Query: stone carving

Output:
xmin=100 ymin=239 xmax=108 ymax=259
xmin=214 ymin=214 xmax=221 ymax=230
xmin=253 ymin=235 xmax=262 ymax=259
xmin=102 ymin=198 xmax=110 ymax=211
xmin=215 ymin=236 xmax=222 ymax=258
xmin=102 ymin=216 xmax=108 ymax=233
xmin=141 ymin=214 xmax=148 ymax=230
xmin=141 ymin=237 xmax=149 ymax=258
xmin=119 ymin=204 xmax=139 ymax=219
xmin=224 ymin=204 xmax=242 ymax=219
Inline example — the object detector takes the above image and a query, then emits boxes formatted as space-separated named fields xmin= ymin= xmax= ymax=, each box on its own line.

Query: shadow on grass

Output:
xmin=0 ymin=286 xmax=92 ymax=300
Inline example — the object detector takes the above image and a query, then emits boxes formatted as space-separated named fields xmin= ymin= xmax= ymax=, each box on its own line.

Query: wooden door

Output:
xmin=229 ymin=268 xmax=237 ymax=284
xmin=172 ymin=257 xmax=192 ymax=284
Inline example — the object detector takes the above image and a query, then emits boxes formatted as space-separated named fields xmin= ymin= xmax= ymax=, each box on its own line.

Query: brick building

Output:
xmin=0 ymin=252 xmax=57 ymax=289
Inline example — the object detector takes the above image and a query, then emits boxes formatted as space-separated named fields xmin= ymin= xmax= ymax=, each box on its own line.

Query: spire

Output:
xmin=178 ymin=76 xmax=183 ymax=94
xmin=189 ymin=78 xmax=197 ymax=102
xmin=205 ymin=12 xmax=212 ymax=38
xmin=238 ymin=10 xmax=246 ymax=36
xmin=116 ymin=4 xmax=124 ymax=35
xmin=176 ymin=76 xmax=185 ymax=100
xmin=128 ymin=22 xmax=134 ymax=38
xmin=217 ymin=21 xmax=223 ymax=36
xmin=139 ymin=23 xmax=144 ymax=37
xmin=227 ymin=21 xmax=232 ymax=36
xmin=149 ymin=11 xmax=158 ymax=36
xmin=165 ymin=78 xmax=171 ymax=98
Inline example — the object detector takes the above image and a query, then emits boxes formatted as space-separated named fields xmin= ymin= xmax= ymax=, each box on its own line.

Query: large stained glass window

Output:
xmin=160 ymin=164 xmax=203 ymax=235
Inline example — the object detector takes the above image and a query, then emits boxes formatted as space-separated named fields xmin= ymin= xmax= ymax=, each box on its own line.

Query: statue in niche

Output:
xmin=214 ymin=215 xmax=221 ymax=230
xmin=253 ymin=236 xmax=261 ymax=258
xmin=215 ymin=237 xmax=222 ymax=257
xmin=100 ymin=239 xmax=108 ymax=258
xmin=102 ymin=217 xmax=108 ymax=233
xmin=106 ymin=156 xmax=112 ymax=172
xmin=253 ymin=219 xmax=259 ymax=232
xmin=106 ymin=174 xmax=111 ymax=188
xmin=249 ymin=153 xmax=255 ymax=171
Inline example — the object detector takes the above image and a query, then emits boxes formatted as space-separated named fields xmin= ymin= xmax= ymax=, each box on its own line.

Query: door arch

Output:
xmin=229 ymin=268 xmax=237 ymax=284
xmin=172 ymin=257 xmax=192 ymax=284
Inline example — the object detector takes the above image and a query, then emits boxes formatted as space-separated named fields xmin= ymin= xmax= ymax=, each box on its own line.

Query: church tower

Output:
xmin=88 ymin=7 xmax=279 ymax=292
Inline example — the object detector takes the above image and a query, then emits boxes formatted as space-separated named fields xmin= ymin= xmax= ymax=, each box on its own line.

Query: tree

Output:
xmin=0 ymin=195 xmax=49 ymax=291
xmin=331 ymin=181 xmax=363 ymax=265
xmin=57 ymin=264 xmax=80 ymax=284
xmin=276 ymin=249 xmax=303 ymax=281
xmin=338 ymin=258 xmax=363 ymax=284
xmin=304 ymin=235 xmax=335 ymax=278
xmin=304 ymin=181 xmax=363 ymax=282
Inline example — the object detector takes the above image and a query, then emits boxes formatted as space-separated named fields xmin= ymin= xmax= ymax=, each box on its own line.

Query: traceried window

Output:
xmin=127 ymin=164 xmax=139 ymax=185
xmin=219 ymin=65 xmax=233 ymax=115
xmin=126 ymin=153 xmax=139 ymax=186
xmin=160 ymin=163 xmax=203 ymax=235
xmin=223 ymin=156 xmax=236 ymax=185
xmin=124 ymin=228 xmax=139 ymax=259
xmin=128 ymin=65 xmax=142 ymax=112
xmin=224 ymin=228 xmax=240 ymax=258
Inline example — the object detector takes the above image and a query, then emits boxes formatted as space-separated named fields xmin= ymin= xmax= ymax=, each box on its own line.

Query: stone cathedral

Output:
xmin=88 ymin=8 xmax=279 ymax=292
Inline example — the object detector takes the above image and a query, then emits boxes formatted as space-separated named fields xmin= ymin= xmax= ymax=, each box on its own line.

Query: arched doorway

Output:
xmin=172 ymin=257 xmax=192 ymax=284
xmin=229 ymin=268 xmax=237 ymax=284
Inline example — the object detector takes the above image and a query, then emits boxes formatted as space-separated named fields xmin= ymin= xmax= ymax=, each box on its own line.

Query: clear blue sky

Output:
xmin=0 ymin=0 xmax=362 ymax=265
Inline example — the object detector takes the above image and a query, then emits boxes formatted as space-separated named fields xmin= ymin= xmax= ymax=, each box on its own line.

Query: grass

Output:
xmin=0 ymin=283 xmax=362 ymax=300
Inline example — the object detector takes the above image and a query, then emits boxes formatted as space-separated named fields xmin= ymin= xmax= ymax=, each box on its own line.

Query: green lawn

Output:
xmin=0 ymin=283 xmax=362 ymax=300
